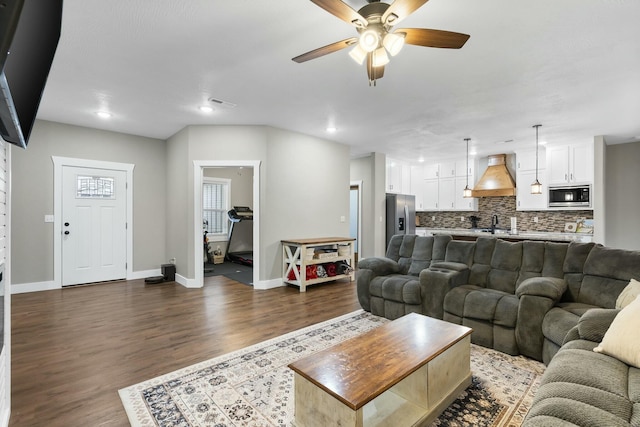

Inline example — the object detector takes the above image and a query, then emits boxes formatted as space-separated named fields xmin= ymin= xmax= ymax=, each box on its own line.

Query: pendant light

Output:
xmin=463 ymin=138 xmax=473 ymax=198
xmin=531 ymin=124 xmax=543 ymax=194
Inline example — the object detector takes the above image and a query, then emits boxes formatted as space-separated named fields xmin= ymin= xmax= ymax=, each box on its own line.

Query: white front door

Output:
xmin=62 ymin=166 xmax=127 ymax=286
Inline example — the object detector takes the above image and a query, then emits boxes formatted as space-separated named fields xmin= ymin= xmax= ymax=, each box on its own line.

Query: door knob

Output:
xmin=64 ymin=231 xmax=70 ymax=235
xmin=64 ymin=222 xmax=70 ymax=227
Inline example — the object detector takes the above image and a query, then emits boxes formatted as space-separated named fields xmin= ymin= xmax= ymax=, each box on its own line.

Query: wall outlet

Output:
xmin=533 ymin=217 xmax=539 ymax=223
xmin=460 ymin=216 xmax=465 ymax=222
xmin=44 ymin=215 xmax=54 ymax=223
xmin=432 ymin=216 xmax=436 ymax=221
xmin=340 ymin=216 xmax=346 ymax=223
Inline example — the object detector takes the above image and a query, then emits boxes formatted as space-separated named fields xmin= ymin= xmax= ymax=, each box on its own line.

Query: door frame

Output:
xmin=193 ymin=160 xmax=260 ymax=288
xmin=53 ymin=156 xmax=134 ymax=287
xmin=350 ymin=180 xmax=363 ymax=261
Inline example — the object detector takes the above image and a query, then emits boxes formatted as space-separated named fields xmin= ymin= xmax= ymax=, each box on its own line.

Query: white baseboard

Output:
xmin=253 ymin=278 xmax=283 ymax=290
xmin=11 ymin=281 xmax=59 ymax=294
xmin=175 ymin=273 xmax=202 ymax=288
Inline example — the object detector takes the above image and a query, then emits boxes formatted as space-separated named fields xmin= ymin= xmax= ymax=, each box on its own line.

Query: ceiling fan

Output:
xmin=292 ymin=0 xmax=470 ymax=85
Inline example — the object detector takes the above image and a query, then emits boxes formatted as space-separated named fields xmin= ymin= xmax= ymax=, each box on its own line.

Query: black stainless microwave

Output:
xmin=548 ymin=185 xmax=591 ymax=208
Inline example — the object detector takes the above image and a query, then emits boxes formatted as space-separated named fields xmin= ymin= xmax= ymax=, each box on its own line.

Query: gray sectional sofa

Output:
xmin=524 ymin=308 xmax=640 ymax=426
xmin=357 ymin=234 xmax=640 ymax=426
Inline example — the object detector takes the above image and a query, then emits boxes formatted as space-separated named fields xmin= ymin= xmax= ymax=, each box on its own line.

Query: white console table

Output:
xmin=282 ymin=237 xmax=355 ymax=292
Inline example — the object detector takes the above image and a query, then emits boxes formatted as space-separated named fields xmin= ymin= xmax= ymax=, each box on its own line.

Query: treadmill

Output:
xmin=226 ymin=206 xmax=253 ymax=267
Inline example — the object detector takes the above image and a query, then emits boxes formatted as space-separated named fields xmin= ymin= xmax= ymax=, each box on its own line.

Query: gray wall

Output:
xmin=350 ymin=153 xmax=387 ymax=259
xmin=604 ymin=140 xmax=640 ymax=250
xmin=167 ymin=125 xmax=350 ymax=282
xmin=11 ymin=120 xmax=167 ymax=285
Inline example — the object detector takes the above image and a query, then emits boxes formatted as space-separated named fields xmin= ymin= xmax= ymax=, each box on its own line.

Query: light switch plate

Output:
xmin=44 ymin=215 xmax=54 ymax=223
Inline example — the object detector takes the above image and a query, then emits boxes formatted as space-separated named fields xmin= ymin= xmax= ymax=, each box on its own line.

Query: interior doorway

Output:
xmin=202 ymin=166 xmax=254 ymax=285
xmin=193 ymin=160 xmax=260 ymax=288
xmin=350 ymin=181 xmax=362 ymax=264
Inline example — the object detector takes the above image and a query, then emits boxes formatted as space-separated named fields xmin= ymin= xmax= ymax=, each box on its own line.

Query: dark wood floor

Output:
xmin=10 ymin=276 xmax=361 ymax=426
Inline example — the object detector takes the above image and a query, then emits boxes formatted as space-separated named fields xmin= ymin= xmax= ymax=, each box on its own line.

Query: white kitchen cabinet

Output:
xmin=516 ymin=169 xmax=548 ymax=210
xmin=410 ymin=165 xmax=424 ymax=210
xmin=438 ymin=178 xmax=455 ymax=210
xmin=516 ymin=148 xmax=548 ymax=211
xmin=546 ymin=143 xmax=593 ymax=185
xmin=439 ymin=162 xmax=456 ymax=178
xmin=386 ymin=158 xmax=410 ymax=193
xmin=420 ymin=157 xmax=478 ymax=211
xmin=424 ymin=163 xmax=439 ymax=179
xmin=455 ymin=159 xmax=474 ymax=177
xmin=423 ymin=179 xmax=439 ymax=210
xmin=516 ymin=148 xmax=546 ymax=172
xmin=454 ymin=176 xmax=478 ymax=210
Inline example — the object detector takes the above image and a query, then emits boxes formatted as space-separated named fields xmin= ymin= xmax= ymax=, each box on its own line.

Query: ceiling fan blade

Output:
xmin=292 ymin=37 xmax=358 ymax=63
xmin=397 ymin=28 xmax=470 ymax=49
xmin=310 ymin=0 xmax=368 ymax=28
xmin=366 ymin=54 xmax=385 ymax=83
xmin=382 ymin=0 xmax=429 ymax=26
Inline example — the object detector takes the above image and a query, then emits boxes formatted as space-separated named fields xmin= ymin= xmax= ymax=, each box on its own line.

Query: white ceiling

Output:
xmin=36 ymin=0 xmax=640 ymax=163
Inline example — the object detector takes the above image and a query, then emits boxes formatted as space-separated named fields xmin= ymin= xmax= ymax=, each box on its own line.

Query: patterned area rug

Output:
xmin=119 ymin=310 xmax=545 ymax=426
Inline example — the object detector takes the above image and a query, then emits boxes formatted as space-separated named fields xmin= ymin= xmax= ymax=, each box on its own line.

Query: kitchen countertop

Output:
xmin=417 ymin=227 xmax=593 ymax=243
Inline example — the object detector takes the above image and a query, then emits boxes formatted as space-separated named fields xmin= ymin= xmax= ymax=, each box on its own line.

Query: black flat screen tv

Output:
xmin=0 ymin=0 xmax=63 ymax=148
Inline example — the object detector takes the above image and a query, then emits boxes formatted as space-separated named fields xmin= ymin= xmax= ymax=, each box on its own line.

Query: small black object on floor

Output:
xmin=145 ymin=263 xmax=176 ymax=284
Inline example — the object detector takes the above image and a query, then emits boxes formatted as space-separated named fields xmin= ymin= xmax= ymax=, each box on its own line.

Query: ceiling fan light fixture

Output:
xmin=383 ymin=32 xmax=405 ymax=56
xmin=372 ymin=47 xmax=389 ymax=67
xmin=359 ymin=29 xmax=380 ymax=52
xmin=349 ymin=44 xmax=367 ymax=65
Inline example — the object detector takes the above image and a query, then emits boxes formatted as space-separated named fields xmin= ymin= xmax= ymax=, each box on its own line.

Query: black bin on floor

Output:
xmin=162 ymin=264 xmax=176 ymax=282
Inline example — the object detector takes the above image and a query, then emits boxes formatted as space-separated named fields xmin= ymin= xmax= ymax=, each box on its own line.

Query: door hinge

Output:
xmin=125 ymin=222 xmax=128 ymax=229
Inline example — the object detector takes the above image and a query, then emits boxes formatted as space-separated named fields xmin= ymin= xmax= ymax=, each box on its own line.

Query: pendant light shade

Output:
xmin=531 ymin=124 xmax=543 ymax=194
xmin=349 ymin=44 xmax=367 ymax=65
xmin=383 ymin=32 xmax=405 ymax=56
xmin=372 ymin=47 xmax=389 ymax=67
xmin=463 ymin=138 xmax=473 ymax=198
xmin=359 ymin=29 xmax=380 ymax=52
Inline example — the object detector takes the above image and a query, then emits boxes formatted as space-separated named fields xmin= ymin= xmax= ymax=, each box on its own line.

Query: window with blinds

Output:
xmin=203 ymin=178 xmax=231 ymax=238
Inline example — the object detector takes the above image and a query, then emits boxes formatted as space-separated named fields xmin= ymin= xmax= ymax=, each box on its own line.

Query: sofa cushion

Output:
xmin=594 ymin=295 xmax=640 ymax=368
xmin=379 ymin=275 xmax=422 ymax=305
xmin=407 ymin=235 xmax=435 ymax=275
xmin=542 ymin=304 xmax=595 ymax=347
xmin=488 ymin=240 xmax=522 ymax=293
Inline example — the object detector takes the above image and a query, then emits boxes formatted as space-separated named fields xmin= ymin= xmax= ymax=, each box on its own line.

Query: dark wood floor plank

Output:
xmin=10 ymin=276 xmax=360 ymax=426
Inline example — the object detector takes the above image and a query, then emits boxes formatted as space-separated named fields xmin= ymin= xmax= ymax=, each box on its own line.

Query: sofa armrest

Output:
xmin=357 ymin=257 xmax=400 ymax=276
xmin=563 ymin=308 xmax=620 ymax=345
xmin=515 ymin=277 xmax=567 ymax=362
xmin=429 ymin=261 xmax=469 ymax=272
xmin=418 ymin=267 xmax=470 ymax=319
xmin=516 ymin=277 xmax=567 ymax=301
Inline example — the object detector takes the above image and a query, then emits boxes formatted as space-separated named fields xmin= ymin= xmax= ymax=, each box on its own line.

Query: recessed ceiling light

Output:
xmin=95 ymin=111 xmax=112 ymax=119
xmin=540 ymin=140 xmax=548 ymax=145
xmin=199 ymin=106 xmax=214 ymax=113
xmin=418 ymin=157 xmax=425 ymax=163
xmin=326 ymin=126 xmax=337 ymax=133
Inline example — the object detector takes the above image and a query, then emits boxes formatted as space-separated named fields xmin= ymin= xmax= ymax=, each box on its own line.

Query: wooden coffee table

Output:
xmin=288 ymin=313 xmax=472 ymax=427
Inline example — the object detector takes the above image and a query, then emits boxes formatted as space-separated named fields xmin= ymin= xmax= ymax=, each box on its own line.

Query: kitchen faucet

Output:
xmin=491 ymin=215 xmax=499 ymax=234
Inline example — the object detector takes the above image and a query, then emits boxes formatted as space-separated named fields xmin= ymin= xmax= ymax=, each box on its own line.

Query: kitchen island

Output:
xmin=418 ymin=227 xmax=593 ymax=243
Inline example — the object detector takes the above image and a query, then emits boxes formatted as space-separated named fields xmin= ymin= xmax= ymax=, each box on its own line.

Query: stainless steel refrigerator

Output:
xmin=385 ymin=193 xmax=416 ymax=246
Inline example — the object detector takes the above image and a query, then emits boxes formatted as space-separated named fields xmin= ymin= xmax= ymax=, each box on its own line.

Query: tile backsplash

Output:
xmin=416 ymin=196 xmax=593 ymax=233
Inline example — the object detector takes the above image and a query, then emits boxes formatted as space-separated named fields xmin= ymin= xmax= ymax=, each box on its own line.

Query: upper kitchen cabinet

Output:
xmin=421 ymin=157 xmax=477 ymax=212
xmin=516 ymin=148 xmax=547 ymax=210
xmin=386 ymin=158 xmax=410 ymax=193
xmin=410 ymin=165 xmax=425 ymax=210
xmin=546 ymin=142 xmax=594 ymax=185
